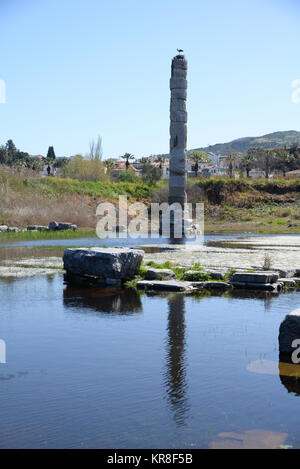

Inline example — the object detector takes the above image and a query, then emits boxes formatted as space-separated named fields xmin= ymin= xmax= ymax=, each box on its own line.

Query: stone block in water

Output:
xmin=145 ymin=268 xmax=175 ymax=280
xmin=230 ymin=272 xmax=279 ymax=285
xmin=63 ymin=247 xmax=144 ymax=280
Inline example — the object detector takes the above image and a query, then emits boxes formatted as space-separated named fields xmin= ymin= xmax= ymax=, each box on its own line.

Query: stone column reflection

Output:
xmin=163 ymin=293 xmax=189 ymax=426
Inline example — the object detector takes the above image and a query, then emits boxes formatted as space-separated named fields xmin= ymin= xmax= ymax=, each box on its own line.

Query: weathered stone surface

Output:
xmin=63 ymin=247 xmax=144 ymax=280
xmin=279 ymin=309 xmax=300 ymax=355
xmin=206 ymin=270 xmax=227 ymax=280
xmin=49 ymin=221 xmax=58 ymax=230
xmin=137 ymin=279 xmax=193 ymax=292
xmin=145 ymin=268 xmax=175 ymax=280
xmin=57 ymin=223 xmax=77 ymax=231
xmin=171 ymin=89 xmax=187 ymax=100
xmin=0 ymin=225 xmax=8 ymax=232
xmin=170 ymin=78 xmax=187 ymax=89
xmin=170 ymin=99 xmax=186 ymax=111
xmin=170 ymin=110 xmax=188 ymax=122
xmin=230 ymin=272 xmax=279 ymax=285
xmin=169 ymin=54 xmax=187 ymax=211
xmin=278 ymin=269 xmax=298 ymax=278
xmin=49 ymin=221 xmax=77 ymax=231
xmin=183 ymin=269 xmax=226 ymax=281
xmin=189 ymin=281 xmax=206 ymax=289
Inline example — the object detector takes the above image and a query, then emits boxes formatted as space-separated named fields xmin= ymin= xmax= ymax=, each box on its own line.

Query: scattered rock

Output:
xmin=145 ymin=268 xmax=175 ymax=280
xmin=49 ymin=221 xmax=77 ymax=231
xmin=7 ymin=227 xmax=19 ymax=232
xmin=63 ymin=247 xmax=144 ymax=280
xmin=27 ymin=225 xmax=49 ymax=231
xmin=278 ymin=278 xmax=296 ymax=288
xmin=0 ymin=225 xmax=8 ymax=232
xmin=49 ymin=221 xmax=59 ymax=231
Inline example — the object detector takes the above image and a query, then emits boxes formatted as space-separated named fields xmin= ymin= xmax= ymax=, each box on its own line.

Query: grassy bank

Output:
xmin=0 ymin=228 xmax=96 ymax=243
xmin=152 ymin=178 xmax=300 ymax=234
xmin=0 ymin=167 xmax=158 ymax=228
xmin=0 ymin=166 xmax=299 ymax=235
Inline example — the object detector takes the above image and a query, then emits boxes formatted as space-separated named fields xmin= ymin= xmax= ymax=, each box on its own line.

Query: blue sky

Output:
xmin=0 ymin=0 xmax=299 ymax=158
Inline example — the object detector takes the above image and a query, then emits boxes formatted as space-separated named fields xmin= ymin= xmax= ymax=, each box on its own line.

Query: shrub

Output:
xmin=63 ymin=154 xmax=108 ymax=182
xmin=117 ymin=170 xmax=140 ymax=183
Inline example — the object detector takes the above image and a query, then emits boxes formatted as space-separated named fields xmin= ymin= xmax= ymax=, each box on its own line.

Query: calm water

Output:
xmin=0 ymin=232 xmax=264 ymax=248
xmin=0 ymin=269 xmax=300 ymax=448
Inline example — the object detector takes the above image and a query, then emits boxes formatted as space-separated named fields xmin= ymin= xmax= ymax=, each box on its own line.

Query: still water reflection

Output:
xmin=0 ymin=272 xmax=300 ymax=448
xmin=164 ymin=294 xmax=189 ymax=427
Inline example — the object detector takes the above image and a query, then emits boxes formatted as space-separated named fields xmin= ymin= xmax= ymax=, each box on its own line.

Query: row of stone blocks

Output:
xmin=0 ymin=221 xmax=77 ymax=233
xmin=229 ymin=272 xmax=282 ymax=292
xmin=62 ymin=248 xmax=299 ymax=292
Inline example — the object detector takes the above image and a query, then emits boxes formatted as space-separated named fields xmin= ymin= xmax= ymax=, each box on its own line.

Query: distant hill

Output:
xmin=193 ymin=130 xmax=300 ymax=156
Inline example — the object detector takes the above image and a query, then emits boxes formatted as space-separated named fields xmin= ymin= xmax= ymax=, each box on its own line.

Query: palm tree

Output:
xmin=122 ymin=153 xmax=135 ymax=169
xmin=273 ymin=148 xmax=291 ymax=177
xmin=227 ymin=152 xmax=241 ymax=178
xmin=240 ymin=149 xmax=256 ymax=178
xmin=155 ymin=155 xmax=165 ymax=169
xmin=190 ymin=151 xmax=210 ymax=177
xmin=104 ymin=159 xmax=115 ymax=173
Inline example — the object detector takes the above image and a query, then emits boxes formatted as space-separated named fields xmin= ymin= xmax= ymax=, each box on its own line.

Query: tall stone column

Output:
xmin=168 ymin=54 xmax=188 ymax=208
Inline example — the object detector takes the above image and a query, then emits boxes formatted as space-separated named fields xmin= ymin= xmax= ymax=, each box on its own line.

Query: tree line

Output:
xmin=231 ymin=144 xmax=300 ymax=178
xmin=0 ymin=139 xmax=62 ymax=171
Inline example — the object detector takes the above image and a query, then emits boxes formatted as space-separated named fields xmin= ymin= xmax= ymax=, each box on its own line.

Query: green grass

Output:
xmin=144 ymin=261 xmax=211 ymax=281
xmin=21 ymin=176 xmax=154 ymax=200
xmin=0 ymin=228 xmax=96 ymax=243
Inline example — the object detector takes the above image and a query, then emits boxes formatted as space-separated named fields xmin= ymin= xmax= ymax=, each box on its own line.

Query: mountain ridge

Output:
xmin=194 ymin=130 xmax=300 ymax=155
